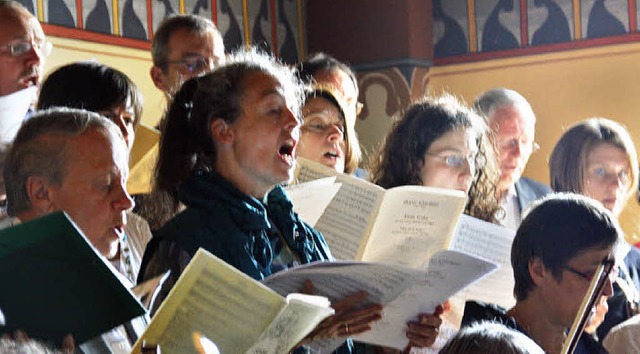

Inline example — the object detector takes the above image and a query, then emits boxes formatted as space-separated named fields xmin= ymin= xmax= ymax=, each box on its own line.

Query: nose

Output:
xmin=283 ymin=108 xmax=300 ymax=131
xmin=461 ymin=158 xmax=473 ymax=177
xmin=23 ymin=42 xmax=44 ymax=65
xmin=114 ymin=179 xmax=135 ymax=211
xmin=326 ymin=124 xmax=344 ymax=143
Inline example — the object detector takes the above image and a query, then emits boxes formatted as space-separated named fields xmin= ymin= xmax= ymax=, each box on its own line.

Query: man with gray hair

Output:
xmin=4 ymin=108 xmax=138 ymax=351
xmin=474 ymin=88 xmax=551 ymax=229
xmin=149 ymin=14 xmax=225 ymax=102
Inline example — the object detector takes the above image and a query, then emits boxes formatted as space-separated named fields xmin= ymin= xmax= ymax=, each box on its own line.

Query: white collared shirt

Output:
xmin=498 ymin=185 xmax=521 ymax=231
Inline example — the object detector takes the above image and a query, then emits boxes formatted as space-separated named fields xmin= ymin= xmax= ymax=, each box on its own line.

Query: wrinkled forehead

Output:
xmin=243 ymin=70 xmax=300 ymax=111
xmin=0 ymin=7 xmax=44 ymax=41
xmin=86 ymin=126 xmax=130 ymax=172
xmin=491 ymin=104 xmax=535 ymax=137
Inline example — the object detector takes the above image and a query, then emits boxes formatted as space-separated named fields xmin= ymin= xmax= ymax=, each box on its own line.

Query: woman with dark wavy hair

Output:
xmin=371 ymin=94 xmax=501 ymax=223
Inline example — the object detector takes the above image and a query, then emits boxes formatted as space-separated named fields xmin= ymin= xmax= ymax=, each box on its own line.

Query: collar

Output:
xmin=179 ymin=171 xmax=273 ymax=231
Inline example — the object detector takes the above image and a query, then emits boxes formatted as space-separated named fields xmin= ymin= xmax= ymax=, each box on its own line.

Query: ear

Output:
xmin=528 ymin=257 xmax=547 ymax=286
xmin=150 ymin=66 xmax=168 ymax=92
xmin=210 ymin=118 xmax=234 ymax=145
xmin=25 ymin=175 xmax=55 ymax=213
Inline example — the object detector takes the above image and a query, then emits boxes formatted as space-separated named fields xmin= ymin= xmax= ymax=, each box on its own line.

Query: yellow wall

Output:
xmin=44 ymin=36 xmax=165 ymax=127
xmin=429 ymin=42 xmax=640 ymax=243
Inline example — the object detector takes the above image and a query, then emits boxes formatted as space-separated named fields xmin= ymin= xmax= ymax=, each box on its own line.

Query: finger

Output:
xmin=406 ymin=330 xmax=437 ymax=348
xmin=416 ymin=313 xmax=442 ymax=328
xmin=337 ymin=322 xmax=373 ymax=336
xmin=407 ymin=322 xmax=439 ymax=338
xmin=331 ymin=291 xmax=370 ymax=312
xmin=335 ymin=304 xmax=383 ymax=322
xmin=300 ymin=279 xmax=315 ymax=295
xmin=440 ymin=300 xmax=451 ymax=312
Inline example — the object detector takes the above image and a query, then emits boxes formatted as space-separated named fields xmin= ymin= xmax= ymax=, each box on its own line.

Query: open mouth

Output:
xmin=324 ymin=151 xmax=339 ymax=159
xmin=18 ymin=72 xmax=38 ymax=89
xmin=278 ymin=140 xmax=296 ymax=166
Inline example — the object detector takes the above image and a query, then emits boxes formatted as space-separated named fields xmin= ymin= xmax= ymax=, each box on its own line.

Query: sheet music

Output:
xmin=353 ymin=250 xmax=498 ymax=349
xmin=449 ymin=214 xmax=517 ymax=308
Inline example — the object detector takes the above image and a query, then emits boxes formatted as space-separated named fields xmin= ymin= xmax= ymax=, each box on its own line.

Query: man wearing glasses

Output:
xmin=462 ymin=193 xmax=619 ymax=354
xmin=473 ymin=87 xmax=551 ymax=230
xmin=149 ymin=14 xmax=225 ymax=110
xmin=0 ymin=1 xmax=51 ymax=136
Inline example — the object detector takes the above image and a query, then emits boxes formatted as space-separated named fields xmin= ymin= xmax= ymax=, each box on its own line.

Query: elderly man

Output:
xmin=474 ymin=88 xmax=551 ymax=229
xmin=149 ymin=14 xmax=225 ymax=102
xmin=5 ymin=107 xmax=133 ymax=271
xmin=0 ymin=0 xmax=50 ymax=136
xmin=3 ymin=107 xmax=139 ymax=351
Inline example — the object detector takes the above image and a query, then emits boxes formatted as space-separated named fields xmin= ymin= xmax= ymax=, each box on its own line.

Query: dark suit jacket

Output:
xmin=514 ymin=177 xmax=553 ymax=219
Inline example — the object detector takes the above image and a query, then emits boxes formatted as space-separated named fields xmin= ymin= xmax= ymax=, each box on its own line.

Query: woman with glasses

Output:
xmin=371 ymin=94 xmax=501 ymax=223
xmin=549 ymin=118 xmax=640 ymax=342
xmin=366 ymin=95 xmax=501 ymax=351
xmin=296 ymin=85 xmax=360 ymax=174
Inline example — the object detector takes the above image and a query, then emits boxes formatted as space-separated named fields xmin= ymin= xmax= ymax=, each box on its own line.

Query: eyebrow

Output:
xmin=431 ymin=146 xmax=477 ymax=153
xmin=179 ymin=52 xmax=207 ymax=59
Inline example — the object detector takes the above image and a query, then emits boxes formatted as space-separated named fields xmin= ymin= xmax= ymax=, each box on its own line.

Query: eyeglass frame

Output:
xmin=562 ymin=258 xmax=617 ymax=283
xmin=0 ymin=39 xmax=52 ymax=57
xmin=423 ymin=151 xmax=486 ymax=172
xmin=161 ymin=56 xmax=216 ymax=74
xmin=301 ymin=110 xmax=346 ymax=137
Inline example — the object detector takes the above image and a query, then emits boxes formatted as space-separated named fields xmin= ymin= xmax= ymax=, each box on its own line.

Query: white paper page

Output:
xmin=0 ymin=86 xmax=36 ymax=144
xmin=313 ymin=174 xmax=386 ymax=260
xmin=133 ymin=250 xmax=286 ymax=353
xmin=248 ymin=294 xmax=334 ymax=354
xmin=295 ymin=158 xmax=336 ymax=183
xmin=294 ymin=158 xmax=386 ymax=260
xmin=353 ymin=250 xmax=498 ymax=350
xmin=286 ymin=177 xmax=340 ymax=227
xmin=360 ymin=186 xmax=467 ymax=268
xmin=449 ymin=214 xmax=516 ymax=308
xmin=263 ymin=261 xmax=421 ymax=305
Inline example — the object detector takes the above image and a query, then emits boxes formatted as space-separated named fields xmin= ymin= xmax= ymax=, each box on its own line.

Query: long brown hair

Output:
xmin=371 ymin=94 xmax=501 ymax=223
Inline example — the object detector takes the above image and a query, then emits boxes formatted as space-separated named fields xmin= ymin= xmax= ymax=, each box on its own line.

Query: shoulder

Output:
xmin=604 ymin=315 xmax=640 ymax=354
xmin=517 ymin=177 xmax=553 ymax=196
xmin=461 ymin=301 xmax=515 ymax=329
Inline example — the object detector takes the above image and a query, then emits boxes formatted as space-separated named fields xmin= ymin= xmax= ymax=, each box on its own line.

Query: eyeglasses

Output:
xmin=497 ymin=137 xmax=540 ymax=153
xmin=587 ymin=167 xmax=631 ymax=186
xmin=424 ymin=152 xmax=486 ymax=171
xmin=165 ymin=56 xmax=216 ymax=74
xmin=0 ymin=40 xmax=52 ymax=57
xmin=301 ymin=112 xmax=345 ymax=137
xmin=563 ymin=258 xmax=617 ymax=283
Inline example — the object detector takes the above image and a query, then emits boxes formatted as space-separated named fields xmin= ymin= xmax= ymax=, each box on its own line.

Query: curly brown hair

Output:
xmin=370 ymin=94 xmax=502 ymax=223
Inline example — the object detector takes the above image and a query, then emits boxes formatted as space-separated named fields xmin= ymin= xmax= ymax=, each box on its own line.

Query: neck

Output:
xmin=497 ymin=182 xmax=514 ymax=200
xmin=214 ymin=164 xmax=271 ymax=201
xmin=509 ymin=299 xmax=567 ymax=354
xmin=15 ymin=209 xmax=41 ymax=223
